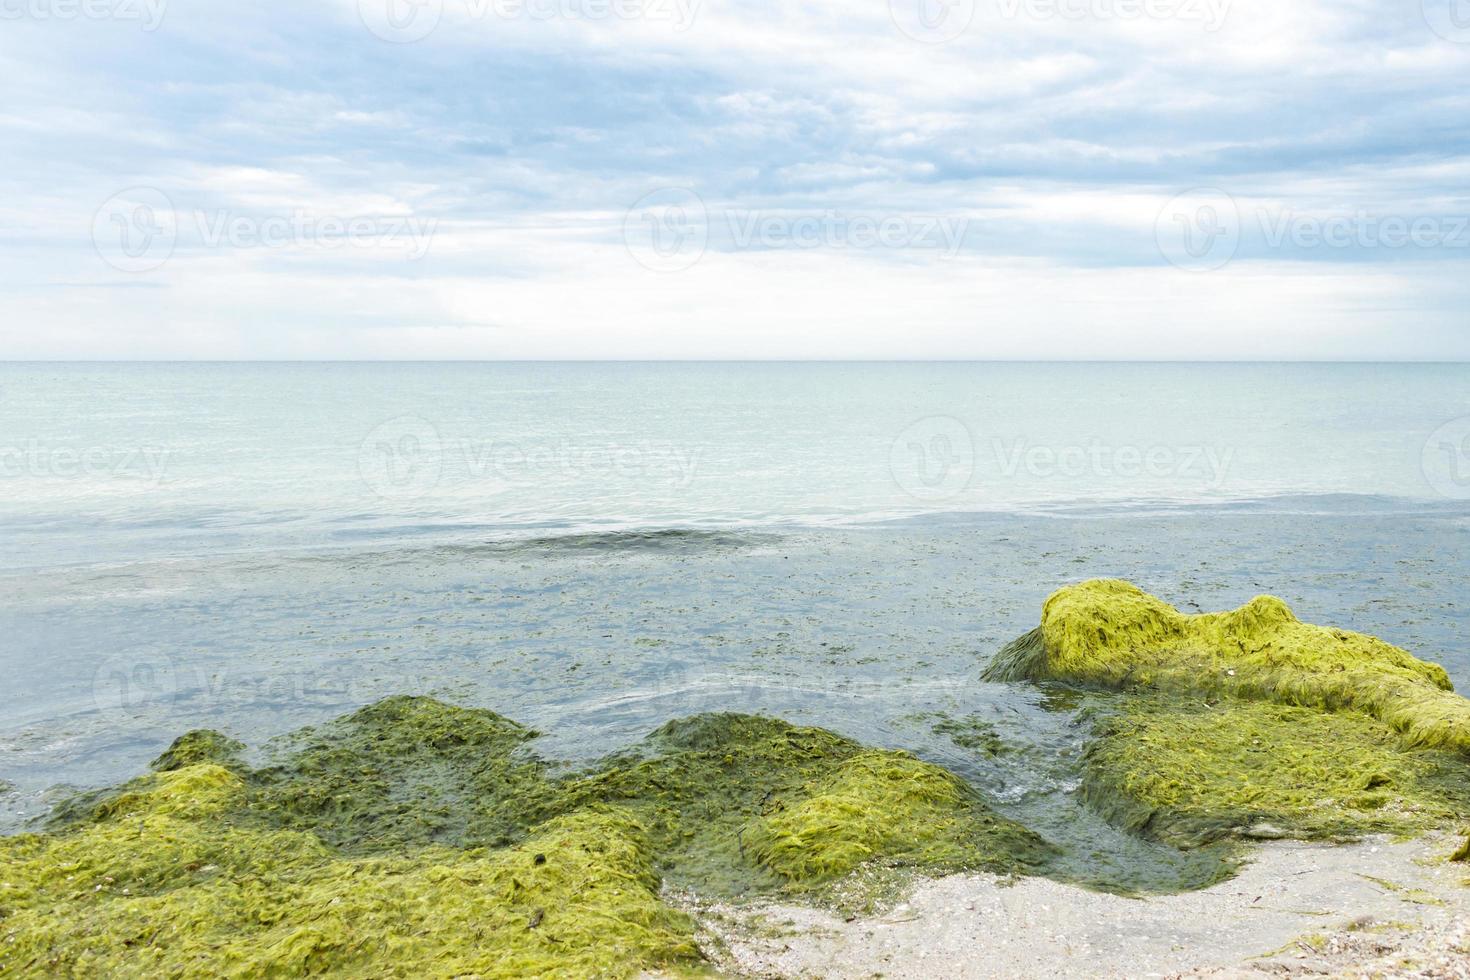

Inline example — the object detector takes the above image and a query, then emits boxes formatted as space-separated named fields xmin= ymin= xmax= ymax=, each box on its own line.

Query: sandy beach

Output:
xmin=683 ymin=835 xmax=1470 ymax=979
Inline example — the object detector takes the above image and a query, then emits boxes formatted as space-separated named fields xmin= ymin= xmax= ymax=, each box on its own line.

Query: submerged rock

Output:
xmin=990 ymin=580 xmax=1470 ymax=850
xmin=1 ymin=697 xmax=1049 ymax=977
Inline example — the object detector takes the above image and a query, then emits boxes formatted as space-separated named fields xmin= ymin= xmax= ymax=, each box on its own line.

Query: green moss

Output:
xmin=150 ymin=730 xmax=246 ymax=773
xmin=1080 ymin=696 xmax=1470 ymax=848
xmin=1453 ymin=837 xmax=1470 ymax=862
xmin=3 ymin=698 xmax=1054 ymax=976
xmin=986 ymin=579 xmax=1470 ymax=753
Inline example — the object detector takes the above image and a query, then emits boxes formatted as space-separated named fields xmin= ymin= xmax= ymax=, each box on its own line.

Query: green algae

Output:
xmin=988 ymin=580 xmax=1470 ymax=853
xmin=1079 ymin=695 xmax=1470 ymax=848
xmin=2 ymin=698 xmax=1053 ymax=977
xmin=246 ymin=695 xmax=550 ymax=852
xmin=745 ymin=750 xmax=1047 ymax=884
xmin=150 ymin=730 xmax=246 ymax=773
xmin=985 ymin=579 xmax=1470 ymax=753
xmin=914 ymin=713 xmax=1010 ymax=757
xmin=539 ymin=713 xmax=1050 ymax=900
xmin=0 ymin=764 xmax=698 ymax=978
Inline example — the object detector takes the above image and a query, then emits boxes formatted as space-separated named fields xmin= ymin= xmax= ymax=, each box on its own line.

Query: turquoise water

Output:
xmin=2 ymin=362 xmax=1469 ymax=887
xmin=3 ymin=362 xmax=1467 ymax=563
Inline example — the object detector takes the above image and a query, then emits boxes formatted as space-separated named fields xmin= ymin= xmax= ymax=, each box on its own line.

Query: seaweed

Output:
xmin=986 ymin=579 xmax=1470 ymax=753
xmin=1079 ymin=695 xmax=1470 ymax=848
xmin=246 ymin=695 xmax=553 ymax=852
xmin=537 ymin=713 xmax=1049 ymax=899
xmin=989 ymin=581 xmax=1470 ymax=853
xmin=918 ymin=713 xmax=1010 ymax=757
xmin=0 ymin=764 xmax=698 ymax=978
xmin=150 ymin=730 xmax=246 ymax=773
xmin=2 ymin=698 xmax=1053 ymax=977
xmin=745 ymin=750 xmax=1050 ymax=884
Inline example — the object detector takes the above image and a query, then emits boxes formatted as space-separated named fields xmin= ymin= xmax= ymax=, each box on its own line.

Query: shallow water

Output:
xmin=2 ymin=363 xmax=1469 ymax=891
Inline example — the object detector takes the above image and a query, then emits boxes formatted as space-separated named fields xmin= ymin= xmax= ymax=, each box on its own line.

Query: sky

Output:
xmin=1 ymin=0 xmax=1469 ymax=359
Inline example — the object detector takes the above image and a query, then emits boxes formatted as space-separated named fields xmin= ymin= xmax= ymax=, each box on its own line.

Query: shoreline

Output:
xmin=6 ymin=581 xmax=1469 ymax=977
xmin=682 ymin=834 xmax=1470 ymax=979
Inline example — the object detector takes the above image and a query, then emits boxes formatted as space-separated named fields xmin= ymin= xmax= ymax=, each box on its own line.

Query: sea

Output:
xmin=3 ymin=362 xmax=1468 ymax=888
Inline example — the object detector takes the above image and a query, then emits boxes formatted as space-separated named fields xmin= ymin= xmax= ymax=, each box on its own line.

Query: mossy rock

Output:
xmin=1080 ymin=695 xmax=1470 ymax=848
xmin=988 ymin=580 xmax=1470 ymax=851
xmin=746 ymin=750 xmax=1049 ymax=882
xmin=3 ymin=697 xmax=1053 ymax=976
xmin=150 ymin=729 xmax=246 ymax=773
xmin=0 ymin=764 xmax=698 ymax=979
xmin=986 ymin=579 xmax=1470 ymax=752
xmin=246 ymin=695 xmax=552 ymax=852
xmin=542 ymin=712 xmax=1052 ymax=899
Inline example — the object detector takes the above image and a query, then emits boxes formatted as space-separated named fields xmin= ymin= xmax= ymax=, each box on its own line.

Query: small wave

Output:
xmin=461 ymin=527 xmax=783 ymax=556
xmin=863 ymin=491 xmax=1470 ymax=525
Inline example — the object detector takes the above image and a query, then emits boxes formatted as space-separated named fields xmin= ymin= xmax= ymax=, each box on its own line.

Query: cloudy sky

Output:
xmin=2 ymin=0 xmax=1469 ymax=358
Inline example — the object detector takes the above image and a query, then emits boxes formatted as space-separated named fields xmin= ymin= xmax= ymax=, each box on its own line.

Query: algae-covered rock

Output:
xmin=1080 ymin=695 xmax=1470 ymax=848
xmin=989 ymin=581 xmax=1470 ymax=850
xmin=986 ymin=579 xmax=1470 ymax=752
xmin=745 ymin=750 xmax=1049 ymax=883
xmin=249 ymin=695 xmax=550 ymax=851
xmin=0 ymin=764 xmax=697 ymax=979
xmin=545 ymin=713 xmax=1051 ymax=898
xmin=3 ymin=697 xmax=1050 ymax=976
xmin=150 ymin=729 xmax=246 ymax=773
